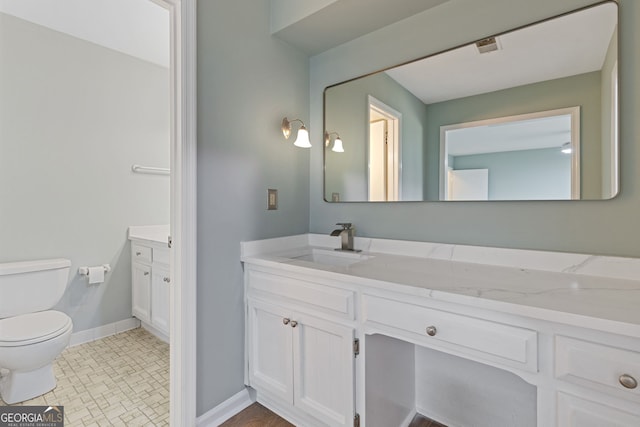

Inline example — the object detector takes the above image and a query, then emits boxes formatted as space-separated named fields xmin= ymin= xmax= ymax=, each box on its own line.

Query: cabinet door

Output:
xmin=132 ymin=262 xmax=151 ymax=323
xmin=557 ymin=392 xmax=640 ymax=427
xmin=292 ymin=312 xmax=355 ymax=427
xmin=151 ymin=264 xmax=171 ymax=335
xmin=248 ymin=299 xmax=294 ymax=404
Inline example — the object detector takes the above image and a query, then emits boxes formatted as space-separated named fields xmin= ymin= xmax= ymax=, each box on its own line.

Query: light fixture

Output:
xmin=281 ymin=117 xmax=311 ymax=148
xmin=561 ymin=142 xmax=572 ymax=154
xmin=325 ymin=131 xmax=345 ymax=153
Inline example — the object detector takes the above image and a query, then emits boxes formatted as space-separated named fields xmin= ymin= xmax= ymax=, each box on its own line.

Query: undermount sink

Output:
xmin=286 ymin=248 xmax=371 ymax=267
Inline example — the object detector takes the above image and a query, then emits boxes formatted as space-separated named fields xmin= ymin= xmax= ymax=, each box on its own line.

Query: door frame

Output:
xmin=152 ymin=0 xmax=197 ymax=425
xmin=367 ymin=95 xmax=402 ymax=201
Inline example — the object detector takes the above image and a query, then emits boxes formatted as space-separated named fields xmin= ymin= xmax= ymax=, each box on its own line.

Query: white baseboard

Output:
xmin=69 ymin=318 xmax=141 ymax=347
xmin=400 ymin=409 xmax=418 ymax=427
xmin=196 ymin=388 xmax=255 ymax=427
xmin=140 ymin=321 xmax=169 ymax=344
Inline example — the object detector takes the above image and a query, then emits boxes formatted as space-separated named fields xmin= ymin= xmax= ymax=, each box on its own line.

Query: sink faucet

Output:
xmin=330 ymin=223 xmax=361 ymax=252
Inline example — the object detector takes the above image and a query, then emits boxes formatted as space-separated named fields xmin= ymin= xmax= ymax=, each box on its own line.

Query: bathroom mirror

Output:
xmin=323 ymin=1 xmax=618 ymax=202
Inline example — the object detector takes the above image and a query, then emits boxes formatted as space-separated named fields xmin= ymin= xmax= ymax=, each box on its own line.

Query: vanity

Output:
xmin=128 ymin=225 xmax=171 ymax=342
xmin=241 ymin=234 xmax=640 ymax=427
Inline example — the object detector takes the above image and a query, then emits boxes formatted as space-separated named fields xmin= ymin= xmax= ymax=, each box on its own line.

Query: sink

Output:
xmin=286 ymin=248 xmax=371 ymax=267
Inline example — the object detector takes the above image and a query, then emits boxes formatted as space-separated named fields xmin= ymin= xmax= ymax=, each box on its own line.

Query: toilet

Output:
xmin=0 ymin=259 xmax=73 ymax=404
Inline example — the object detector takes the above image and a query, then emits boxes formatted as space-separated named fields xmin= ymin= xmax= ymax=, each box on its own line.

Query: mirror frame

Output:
xmin=323 ymin=0 xmax=619 ymax=203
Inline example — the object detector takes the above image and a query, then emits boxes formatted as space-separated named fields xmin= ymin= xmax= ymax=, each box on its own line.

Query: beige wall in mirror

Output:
xmin=323 ymin=1 xmax=618 ymax=202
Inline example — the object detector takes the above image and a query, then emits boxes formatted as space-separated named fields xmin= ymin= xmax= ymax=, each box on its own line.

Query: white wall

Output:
xmin=0 ymin=13 xmax=169 ymax=332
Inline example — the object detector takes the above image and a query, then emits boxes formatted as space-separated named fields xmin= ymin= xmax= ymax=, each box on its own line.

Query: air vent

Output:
xmin=476 ymin=37 xmax=500 ymax=54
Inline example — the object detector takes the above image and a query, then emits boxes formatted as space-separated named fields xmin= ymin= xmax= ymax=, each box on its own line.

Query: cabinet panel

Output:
xmin=132 ymin=262 xmax=151 ymax=323
xmin=293 ymin=313 xmax=355 ymax=427
xmin=557 ymin=392 xmax=640 ymax=427
xmin=151 ymin=264 xmax=170 ymax=335
xmin=248 ymin=299 xmax=293 ymax=404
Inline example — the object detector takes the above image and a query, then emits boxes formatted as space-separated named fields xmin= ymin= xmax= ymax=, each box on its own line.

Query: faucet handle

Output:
xmin=336 ymin=222 xmax=352 ymax=230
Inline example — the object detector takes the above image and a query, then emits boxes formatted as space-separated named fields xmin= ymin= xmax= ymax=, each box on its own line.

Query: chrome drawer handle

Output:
xmin=426 ymin=326 xmax=437 ymax=336
xmin=143 ymin=272 xmax=150 ymax=276
xmin=619 ymin=374 xmax=638 ymax=389
xmin=282 ymin=318 xmax=290 ymax=325
xmin=136 ymin=252 xmax=142 ymax=256
xmin=290 ymin=320 xmax=298 ymax=328
xmin=163 ymin=277 xmax=171 ymax=283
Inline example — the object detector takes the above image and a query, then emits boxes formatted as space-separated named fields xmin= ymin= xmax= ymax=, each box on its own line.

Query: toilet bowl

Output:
xmin=0 ymin=259 xmax=73 ymax=404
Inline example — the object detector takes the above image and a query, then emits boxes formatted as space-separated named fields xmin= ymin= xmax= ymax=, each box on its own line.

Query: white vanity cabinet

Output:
xmin=245 ymin=267 xmax=357 ymax=427
xmin=130 ymin=240 xmax=170 ymax=341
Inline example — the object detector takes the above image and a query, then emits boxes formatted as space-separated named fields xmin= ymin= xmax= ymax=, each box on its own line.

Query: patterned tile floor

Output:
xmin=0 ymin=327 xmax=169 ymax=426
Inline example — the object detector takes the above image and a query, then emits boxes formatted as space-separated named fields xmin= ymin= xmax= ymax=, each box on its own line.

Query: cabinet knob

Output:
xmin=282 ymin=318 xmax=290 ymax=325
xmin=163 ymin=277 xmax=171 ymax=283
xmin=144 ymin=272 xmax=150 ymax=276
xmin=136 ymin=252 xmax=142 ymax=256
xmin=619 ymin=374 xmax=638 ymax=389
xmin=426 ymin=326 xmax=437 ymax=336
xmin=290 ymin=320 xmax=298 ymax=328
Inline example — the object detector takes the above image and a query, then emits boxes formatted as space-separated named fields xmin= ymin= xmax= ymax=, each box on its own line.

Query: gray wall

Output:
xmin=309 ymin=0 xmax=640 ymax=258
xmin=325 ymin=72 xmax=428 ymax=201
xmin=196 ymin=0 xmax=310 ymax=415
xmin=425 ymin=71 xmax=602 ymax=200
xmin=452 ymin=148 xmax=571 ymax=200
xmin=0 ymin=13 xmax=169 ymax=332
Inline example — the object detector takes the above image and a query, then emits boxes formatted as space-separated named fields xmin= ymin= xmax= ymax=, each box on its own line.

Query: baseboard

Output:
xmin=400 ymin=409 xmax=418 ymax=427
xmin=415 ymin=405 xmax=460 ymax=427
xmin=196 ymin=388 xmax=255 ymax=426
xmin=69 ymin=318 xmax=141 ymax=347
xmin=140 ymin=321 xmax=169 ymax=344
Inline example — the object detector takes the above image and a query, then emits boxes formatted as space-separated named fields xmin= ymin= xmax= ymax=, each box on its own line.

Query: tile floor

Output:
xmin=0 ymin=327 xmax=169 ymax=426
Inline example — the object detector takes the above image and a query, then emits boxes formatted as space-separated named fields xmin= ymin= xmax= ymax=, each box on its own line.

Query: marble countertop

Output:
xmin=241 ymin=234 xmax=640 ymax=337
xmin=128 ymin=225 xmax=170 ymax=245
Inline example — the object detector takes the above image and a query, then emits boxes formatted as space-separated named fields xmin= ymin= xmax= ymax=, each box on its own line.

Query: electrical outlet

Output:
xmin=268 ymin=189 xmax=278 ymax=210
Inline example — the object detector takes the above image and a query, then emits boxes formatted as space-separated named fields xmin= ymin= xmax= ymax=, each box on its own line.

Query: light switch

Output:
xmin=268 ymin=189 xmax=278 ymax=210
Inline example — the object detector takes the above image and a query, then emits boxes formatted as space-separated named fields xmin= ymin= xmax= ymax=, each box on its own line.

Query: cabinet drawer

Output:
xmin=363 ymin=294 xmax=537 ymax=372
xmin=154 ymin=248 xmax=170 ymax=265
xmin=556 ymin=336 xmax=640 ymax=400
xmin=247 ymin=270 xmax=355 ymax=320
xmin=132 ymin=243 xmax=152 ymax=263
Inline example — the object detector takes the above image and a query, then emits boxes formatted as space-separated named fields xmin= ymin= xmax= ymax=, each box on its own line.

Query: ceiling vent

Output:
xmin=476 ymin=37 xmax=500 ymax=54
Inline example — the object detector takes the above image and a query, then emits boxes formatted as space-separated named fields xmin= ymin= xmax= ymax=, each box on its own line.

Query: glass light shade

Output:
xmin=332 ymin=138 xmax=344 ymax=152
xmin=293 ymin=126 xmax=312 ymax=148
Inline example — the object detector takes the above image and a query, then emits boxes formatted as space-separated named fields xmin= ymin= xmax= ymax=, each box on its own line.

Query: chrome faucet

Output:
xmin=330 ymin=223 xmax=361 ymax=252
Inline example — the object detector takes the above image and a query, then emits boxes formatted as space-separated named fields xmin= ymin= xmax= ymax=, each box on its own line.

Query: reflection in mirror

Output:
xmin=440 ymin=107 xmax=580 ymax=201
xmin=323 ymin=1 xmax=618 ymax=202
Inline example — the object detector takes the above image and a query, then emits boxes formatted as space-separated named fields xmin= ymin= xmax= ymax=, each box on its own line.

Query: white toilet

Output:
xmin=0 ymin=258 xmax=73 ymax=404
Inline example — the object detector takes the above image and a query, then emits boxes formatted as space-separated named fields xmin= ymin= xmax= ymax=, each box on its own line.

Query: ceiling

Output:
xmin=385 ymin=3 xmax=617 ymax=104
xmin=0 ymin=0 xmax=169 ymax=67
xmin=272 ymin=0 xmax=450 ymax=55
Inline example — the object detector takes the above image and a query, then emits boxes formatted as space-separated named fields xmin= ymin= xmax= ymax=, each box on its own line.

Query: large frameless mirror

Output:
xmin=323 ymin=1 xmax=618 ymax=202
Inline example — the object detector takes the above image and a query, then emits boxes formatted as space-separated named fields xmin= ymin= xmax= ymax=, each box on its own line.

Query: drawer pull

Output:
xmin=290 ymin=320 xmax=298 ymax=328
xmin=163 ymin=277 xmax=171 ymax=283
xmin=144 ymin=272 xmax=150 ymax=276
xmin=282 ymin=318 xmax=290 ymax=325
xmin=619 ymin=374 xmax=638 ymax=389
xmin=136 ymin=252 xmax=142 ymax=256
xmin=426 ymin=326 xmax=437 ymax=336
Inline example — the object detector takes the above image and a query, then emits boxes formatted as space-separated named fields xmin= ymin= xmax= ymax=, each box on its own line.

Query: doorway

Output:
xmin=368 ymin=96 xmax=401 ymax=201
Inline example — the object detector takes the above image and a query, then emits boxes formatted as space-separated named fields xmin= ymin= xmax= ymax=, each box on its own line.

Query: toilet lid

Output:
xmin=0 ymin=311 xmax=72 ymax=347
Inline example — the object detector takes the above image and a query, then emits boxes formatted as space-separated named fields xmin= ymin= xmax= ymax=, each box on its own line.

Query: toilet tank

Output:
xmin=0 ymin=259 xmax=71 ymax=319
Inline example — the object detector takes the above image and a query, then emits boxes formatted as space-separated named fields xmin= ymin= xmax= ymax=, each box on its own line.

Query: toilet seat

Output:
xmin=0 ymin=311 xmax=72 ymax=347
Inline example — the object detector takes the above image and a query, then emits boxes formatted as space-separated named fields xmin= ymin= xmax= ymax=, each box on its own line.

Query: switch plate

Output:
xmin=268 ymin=189 xmax=278 ymax=210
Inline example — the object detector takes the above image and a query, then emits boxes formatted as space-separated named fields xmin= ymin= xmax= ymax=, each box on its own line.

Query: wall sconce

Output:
xmin=281 ymin=117 xmax=311 ymax=148
xmin=325 ymin=131 xmax=344 ymax=153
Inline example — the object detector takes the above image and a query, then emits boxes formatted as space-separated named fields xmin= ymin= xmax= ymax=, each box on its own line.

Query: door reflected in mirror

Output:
xmin=323 ymin=1 xmax=618 ymax=202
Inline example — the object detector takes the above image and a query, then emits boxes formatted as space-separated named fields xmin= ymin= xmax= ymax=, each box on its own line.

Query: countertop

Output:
xmin=128 ymin=225 xmax=170 ymax=245
xmin=241 ymin=234 xmax=640 ymax=337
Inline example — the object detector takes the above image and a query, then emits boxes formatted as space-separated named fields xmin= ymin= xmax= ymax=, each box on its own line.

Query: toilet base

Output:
xmin=0 ymin=364 xmax=56 ymax=404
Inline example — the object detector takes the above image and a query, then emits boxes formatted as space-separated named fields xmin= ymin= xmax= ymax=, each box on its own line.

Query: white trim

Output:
xmin=196 ymin=388 xmax=255 ymax=427
xmin=140 ymin=321 xmax=170 ymax=344
xmin=154 ymin=0 xmax=197 ymax=426
xmin=439 ymin=106 xmax=581 ymax=200
xmin=367 ymin=95 xmax=402 ymax=201
xmin=69 ymin=318 xmax=140 ymax=347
